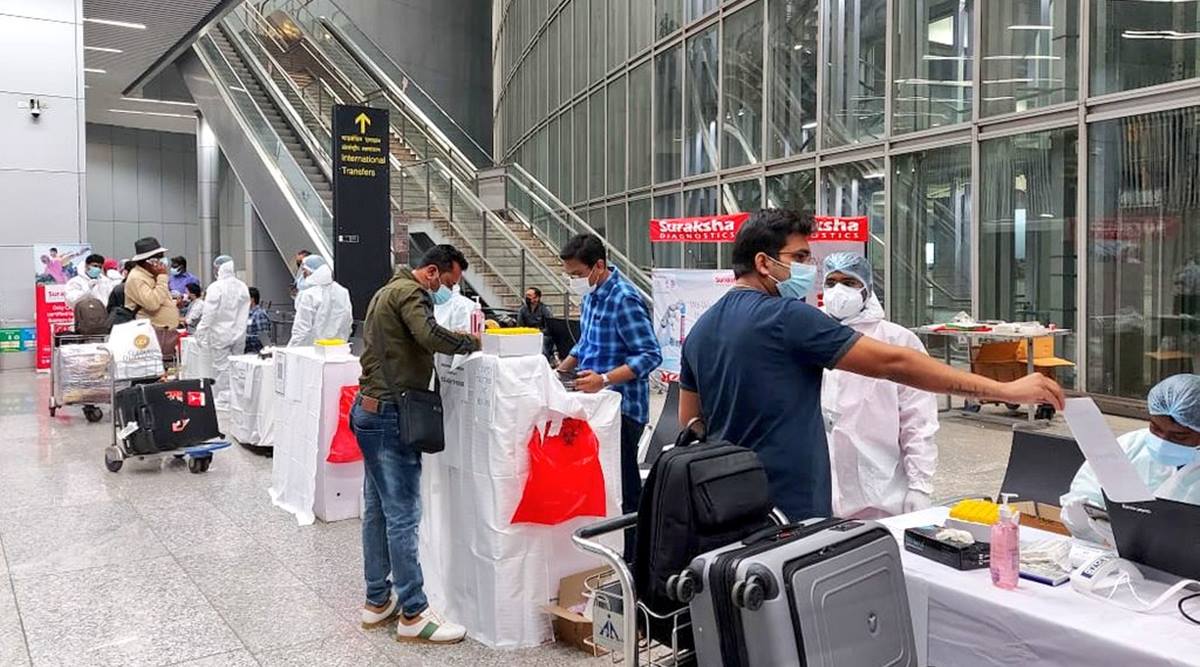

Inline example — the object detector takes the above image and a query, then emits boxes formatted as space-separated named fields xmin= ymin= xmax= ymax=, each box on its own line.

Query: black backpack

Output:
xmin=633 ymin=427 xmax=774 ymax=648
xmin=73 ymin=296 xmax=110 ymax=335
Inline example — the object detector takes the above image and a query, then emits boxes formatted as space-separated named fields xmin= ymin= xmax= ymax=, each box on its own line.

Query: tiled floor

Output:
xmin=0 ymin=369 xmax=1147 ymax=666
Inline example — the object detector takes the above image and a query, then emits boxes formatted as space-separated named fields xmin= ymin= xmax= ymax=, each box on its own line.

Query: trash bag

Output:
xmin=511 ymin=417 xmax=606 ymax=525
xmin=328 ymin=385 xmax=363 ymax=463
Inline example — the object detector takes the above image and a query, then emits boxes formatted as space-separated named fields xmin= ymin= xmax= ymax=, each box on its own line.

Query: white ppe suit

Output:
xmin=1060 ymin=428 xmax=1200 ymax=544
xmin=287 ymin=264 xmax=352 ymax=347
xmin=195 ymin=260 xmax=250 ymax=409
xmin=433 ymin=286 xmax=476 ymax=373
xmin=64 ymin=273 xmax=115 ymax=307
xmin=821 ymin=295 xmax=940 ymax=518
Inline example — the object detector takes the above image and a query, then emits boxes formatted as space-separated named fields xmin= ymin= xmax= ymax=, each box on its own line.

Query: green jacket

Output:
xmin=359 ymin=267 xmax=479 ymax=400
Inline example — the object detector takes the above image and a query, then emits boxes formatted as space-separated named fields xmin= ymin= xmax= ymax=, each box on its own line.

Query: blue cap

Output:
xmin=301 ymin=255 xmax=327 ymax=272
xmin=1148 ymin=374 xmax=1200 ymax=433
xmin=822 ymin=252 xmax=874 ymax=289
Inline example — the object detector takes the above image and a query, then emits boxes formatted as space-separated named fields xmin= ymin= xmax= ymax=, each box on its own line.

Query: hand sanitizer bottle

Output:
xmin=470 ymin=297 xmax=485 ymax=336
xmin=990 ymin=492 xmax=1020 ymax=590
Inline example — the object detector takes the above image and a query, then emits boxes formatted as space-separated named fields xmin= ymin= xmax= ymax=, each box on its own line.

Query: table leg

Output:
xmin=945 ymin=339 xmax=954 ymax=412
xmin=1026 ymin=337 xmax=1036 ymax=423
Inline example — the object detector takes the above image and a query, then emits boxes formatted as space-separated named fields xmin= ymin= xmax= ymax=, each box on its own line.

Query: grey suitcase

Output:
xmin=674 ymin=518 xmax=916 ymax=667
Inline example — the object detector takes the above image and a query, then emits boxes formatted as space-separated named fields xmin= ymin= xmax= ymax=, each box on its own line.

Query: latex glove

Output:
xmin=902 ymin=489 xmax=933 ymax=513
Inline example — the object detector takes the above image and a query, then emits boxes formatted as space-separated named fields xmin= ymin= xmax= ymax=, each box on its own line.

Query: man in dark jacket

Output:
xmin=517 ymin=286 xmax=556 ymax=363
xmin=353 ymin=245 xmax=479 ymax=644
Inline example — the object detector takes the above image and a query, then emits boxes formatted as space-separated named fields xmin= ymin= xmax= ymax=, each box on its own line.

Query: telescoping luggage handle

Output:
xmin=672 ymin=417 xmax=707 ymax=449
xmin=740 ymin=517 xmax=848 ymax=547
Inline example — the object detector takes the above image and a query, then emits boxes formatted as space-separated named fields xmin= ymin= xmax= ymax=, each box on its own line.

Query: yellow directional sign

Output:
xmin=354 ymin=112 xmax=371 ymax=134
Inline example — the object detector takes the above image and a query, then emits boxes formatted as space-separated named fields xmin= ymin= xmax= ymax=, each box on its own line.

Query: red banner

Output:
xmin=649 ymin=213 xmax=749 ymax=243
xmin=810 ymin=216 xmax=870 ymax=243
xmin=35 ymin=284 xmax=74 ymax=370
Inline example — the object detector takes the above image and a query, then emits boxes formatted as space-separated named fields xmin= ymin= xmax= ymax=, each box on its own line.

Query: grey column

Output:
xmin=197 ymin=113 xmax=220 ymax=284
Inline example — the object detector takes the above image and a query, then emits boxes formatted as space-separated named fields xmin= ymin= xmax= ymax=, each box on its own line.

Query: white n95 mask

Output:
xmin=569 ymin=276 xmax=595 ymax=297
xmin=824 ymin=284 xmax=866 ymax=321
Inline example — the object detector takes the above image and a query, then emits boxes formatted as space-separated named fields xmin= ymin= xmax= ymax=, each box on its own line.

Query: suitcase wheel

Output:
xmin=733 ymin=567 xmax=776 ymax=611
xmin=83 ymin=405 xmax=103 ymax=423
xmin=187 ymin=456 xmax=212 ymax=474
xmin=48 ymin=406 xmax=57 ymax=417
xmin=668 ymin=569 xmax=701 ymax=603
xmin=104 ymin=447 xmax=123 ymax=473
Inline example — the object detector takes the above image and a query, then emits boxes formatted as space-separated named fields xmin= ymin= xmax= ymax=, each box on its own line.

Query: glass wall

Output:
xmin=654 ymin=46 xmax=682 ymax=183
xmin=891 ymin=145 xmax=972 ymax=327
xmin=825 ymin=0 xmax=887 ymax=146
xmin=684 ymin=186 xmax=720 ymax=268
xmin=820 ymin=160 xmax=886 ymax=298
xmin=892 ymin=0 xmax=973 ymax=134
xmin=767 ymin=0 xmax=818 ymax=159
xmin=980 ymin=127 xmax=1078 ymax=385
xmin=722 ymin=2 xmax=764 ymax=169
xmin=1092 ymin=0 xmax=1200 ymax=96
xmin=608 ymin=76 xmax=627 ymax=194
xmin=980 ymin=0 xmax=1078 ymax=117
xmin=685 ymin=26 xmax=720 ymax=176
xmin=629 ymin=62 xmax=652 ymax=189
xmin=653 ymin=192 xmax=683 ymax=268
xmin=1088 ymin=108 xmax=1200 ymax=399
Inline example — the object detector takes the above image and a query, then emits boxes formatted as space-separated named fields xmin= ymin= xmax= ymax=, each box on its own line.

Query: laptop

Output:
xmin=1104 ymin=492 xmax=1200 ymax=581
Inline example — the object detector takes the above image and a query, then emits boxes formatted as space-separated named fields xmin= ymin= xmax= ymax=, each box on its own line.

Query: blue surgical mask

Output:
xmin=769 ymin=257 xmax=816 ymax=301
xmin=86 ymin=266 xmax=102 ymax=279
xmin=431 ymin=285 xmax=452 ymax=305
xmin=1145 ymin=432 xmax=1200 ymax=468
xmin=169 ymin=267 xmax=180 ymax=276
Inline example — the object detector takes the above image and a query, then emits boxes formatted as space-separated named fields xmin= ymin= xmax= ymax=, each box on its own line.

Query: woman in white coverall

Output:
xmin=1061 ymin=374 xmax=1200 ymax=544
xmin=195 ymin=255 xmax=250 ymax=410
xmin=287 ymin=255 xmax=352 ymax=347
xmin=820 ymin=252 xmax=940 ymax=518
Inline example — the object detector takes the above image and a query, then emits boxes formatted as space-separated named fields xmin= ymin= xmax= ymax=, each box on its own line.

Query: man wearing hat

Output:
xmin=125 ymin=237 xmax=181 ymax=358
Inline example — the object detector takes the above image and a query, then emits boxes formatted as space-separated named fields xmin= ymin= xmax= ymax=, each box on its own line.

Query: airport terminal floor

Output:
xmin=0 ymin=368 xmax=1149 ymax=667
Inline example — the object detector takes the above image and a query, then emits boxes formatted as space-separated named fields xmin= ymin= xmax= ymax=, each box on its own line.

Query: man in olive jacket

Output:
xmin=353 ymin=245 xmax=479 ymax=644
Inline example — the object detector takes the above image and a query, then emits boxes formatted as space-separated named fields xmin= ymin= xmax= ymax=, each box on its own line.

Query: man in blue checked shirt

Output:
xmin=556 ymin=233 xmax=663 ymax=524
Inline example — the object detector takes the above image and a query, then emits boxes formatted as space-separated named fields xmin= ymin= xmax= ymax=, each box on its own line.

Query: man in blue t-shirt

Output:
xmin=679 ymin=209 xmax=1065 ymax=521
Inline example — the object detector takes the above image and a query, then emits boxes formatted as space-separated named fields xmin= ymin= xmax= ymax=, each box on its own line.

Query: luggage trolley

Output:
xmin=103 ymin=358 xmax=229 ymax=474
xmin=48 ymin=332 xmax=111 ymax=422
xmin=573 ymin=509 xmax=788 ymax=666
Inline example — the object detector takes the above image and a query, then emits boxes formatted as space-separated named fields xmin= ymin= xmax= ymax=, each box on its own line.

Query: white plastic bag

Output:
xmin=106 ymin=319 xmax=163 ymax=380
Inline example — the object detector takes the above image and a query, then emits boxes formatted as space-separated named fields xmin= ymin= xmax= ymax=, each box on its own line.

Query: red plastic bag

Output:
xmin=511 ymin=418 xmax=607 ymax=525
xmin=328 ymin=385 xmax=363 ymax=463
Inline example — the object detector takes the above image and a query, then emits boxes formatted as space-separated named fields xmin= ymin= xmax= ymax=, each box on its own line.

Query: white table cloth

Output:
xmin=225 ymin=353 xmax=276 ymax=447
xmin=880 ymin=508 xmax=1200 ymax=667
xmin=178 ymin=336 xmax=212 ymax=380
xmin=418 ymin=353 xmax=623 ymax=649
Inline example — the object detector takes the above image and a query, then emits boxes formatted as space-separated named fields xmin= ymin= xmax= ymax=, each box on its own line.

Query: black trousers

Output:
xmin=620 ymin=414 xmax=645 ymax=562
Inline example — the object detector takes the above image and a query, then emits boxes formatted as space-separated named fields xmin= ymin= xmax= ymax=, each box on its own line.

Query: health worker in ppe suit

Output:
xmin=195 ymin=255 xmax=250 ymax=410
xmin=288 ymin=255 xmax=353 ymax=347
xmin=1061 ymin=374 xmax=1200 ymax=544
xmin=820 ymin=252 xmax=940 ymax=518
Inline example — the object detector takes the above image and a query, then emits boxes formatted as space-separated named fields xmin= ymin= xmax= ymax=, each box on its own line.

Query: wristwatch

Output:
xmin=601 ymin=373 xmax=611 ymax=387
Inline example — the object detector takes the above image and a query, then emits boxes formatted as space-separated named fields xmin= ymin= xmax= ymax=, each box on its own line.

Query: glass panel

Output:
xmin=1092 ymin=0 xmax=1200 ymax=96
xmin=687 ymin=0 xmax=719 ymax=22
xmin=608 ymin=76 xmax=627 ymax=193
xmin=574 ymin=0 xmax=588 ymax=95
xmin=767 ymin=0 xmax=818 ymax=159
xmin=573 ymin=102 xmax=588 ymax=203
xmin=893 ymin=0 xmax=973 ymax=134
xmin=654 ymin=193 xmax=683 ymax=267
xmin=562 ymin=2 xmax=574 ymax=99
xmin=630 ymin=62 xmax=653 ymax=189
xmin=589 ymin=207 xmax=606 ymax=238
xmin=817 ymin=162 xmax=883 ymax=299
xmin=631 ymin=0 xmax=654 ymax=54
xmin=722 ymin=2 xmax=764 ymax=169
xmin=980 ymin=127 xmax=1078 ymax=388
xmin=548 ymin=116 xmax=561 ymax=196
xmin=560 ymin=111 xmax=574 ymax=204
xmin=891 ymin=145 xmax=972 ymax=327
xmin=980 ymin=0 xmax=1077 ymax=117
xmin=549 ymin=12 xmax=561 ymax=110
xmin=655 ymin=46 xmax=684 ymax=182
xmin=608 ymin=203 xmax=628 ymax=256
xmin=609 ymin=0 xmax=628 ymax=71
xmin=824 ymin=0 xmax=887 ymax=147
xmin=590 ymin=91 xmax=606 ymax=199
xmin=1088 ymin=108 xmax=1200 ymax=400
xmin=724 ymin=178 xmax=764 ymax=212
xmin=686 ymin=26 xmax=720 ymax=175
xmin=629 ymin=197 xmax=653 ymax=271
xmin=684 ymin=187 xmax=720 ymax=268
xmin=591 ymin=0 xmax=606 ymax=81
xmin=658 ymin=0 xmax=683 ymax=38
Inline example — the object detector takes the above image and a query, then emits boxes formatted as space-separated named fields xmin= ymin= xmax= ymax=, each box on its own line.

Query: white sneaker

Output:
xmin=361 ymin=593 xmax=398 ymax=628
xmin=395 ymin=608 xmax=467 ymax=644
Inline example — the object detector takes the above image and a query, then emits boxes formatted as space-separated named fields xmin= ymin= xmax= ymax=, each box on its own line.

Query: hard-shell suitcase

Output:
xmin=114 ymin=379 xmax=221 ymax=455
xmin=679 ymin=518 xmax=916 ymax=667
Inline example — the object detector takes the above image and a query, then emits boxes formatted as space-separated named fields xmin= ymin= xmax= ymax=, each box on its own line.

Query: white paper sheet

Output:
xmin=1063 ymin=398 xmax=1154 ymax=503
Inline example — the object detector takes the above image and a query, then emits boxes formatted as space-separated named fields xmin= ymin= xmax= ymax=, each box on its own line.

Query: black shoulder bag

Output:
xmin=370 ymin=301 xmax=446 ymax=454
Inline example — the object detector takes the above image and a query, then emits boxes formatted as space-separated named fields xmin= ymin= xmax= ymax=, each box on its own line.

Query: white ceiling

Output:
xmin=82 ymin=0 xmax=228 ymax=133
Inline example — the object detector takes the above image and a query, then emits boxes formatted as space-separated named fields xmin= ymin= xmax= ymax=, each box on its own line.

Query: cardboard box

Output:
xmin=481 ymin=331 xmax=543 ymax=357
xmin=543 ymin=566 xmax=611 ymax=657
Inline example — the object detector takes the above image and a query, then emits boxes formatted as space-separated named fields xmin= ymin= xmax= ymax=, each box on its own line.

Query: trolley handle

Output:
xmin=574 ymin=512 xmax=637 ymax=540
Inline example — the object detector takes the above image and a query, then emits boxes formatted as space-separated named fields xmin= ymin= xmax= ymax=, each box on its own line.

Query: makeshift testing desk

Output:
xmin=178 ymin=336 xmax=212 ymax=380
xmin=225 ymin=353 xmax=276 ymax=448
xmin=268 ymin=346 xmax=363 ymax=524
xmin=418 ymin=352 xmax=623 ymax=649
xmin=881 ymin=507 xmax=1200 ymax=667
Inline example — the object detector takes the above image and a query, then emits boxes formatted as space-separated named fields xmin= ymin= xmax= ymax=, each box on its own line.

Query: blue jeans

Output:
xmin=351 ymin=398 xmax=429 ymax=617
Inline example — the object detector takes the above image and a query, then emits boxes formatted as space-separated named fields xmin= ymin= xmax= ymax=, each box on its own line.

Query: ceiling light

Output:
xmin=84 ymin=68 xmax=107 ymax=74
xmin=85 ymin=45 xmax=123 ymax=54
xmin=84 ymin=17 xmax=147 ymax=30
xmin=1007 ymin=25 xmax=1053 ymax=31
xmin=1040 ymin=213 xmax=1055 ymax=218
xmin=983 ymin=55 xmax=1061 ymax=61
xmin=1122 ymin=29 xmax=1200 ymax=41
xmin=801 ymin=121 xmax=817 ymax=129
xmin=107 ymin=109 xmax=194 ymax=119
xmin=863 ymin=172 xmax=885 ymax=180
xmin=120 ymin=97 xmax=196 ymax=107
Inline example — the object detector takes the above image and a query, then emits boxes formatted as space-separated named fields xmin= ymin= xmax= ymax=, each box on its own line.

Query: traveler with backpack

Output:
xmin=64 ymin=254 xmax=115 ymax=307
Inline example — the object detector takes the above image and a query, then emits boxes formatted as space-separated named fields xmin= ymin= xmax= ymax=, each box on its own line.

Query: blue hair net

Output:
xmin=822 ymin=252 xmax=874 ymax=290
xmin=302 ymin=255 xmax=327 ymax=272
xmin=1147 ymin=374 xmax=1200 ymax=432
xmin=213 ymin=254 xmax=233 ymax=268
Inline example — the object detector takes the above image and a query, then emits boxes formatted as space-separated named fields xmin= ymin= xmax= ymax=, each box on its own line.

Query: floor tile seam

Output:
xmin=162 ymin=647 xmax=262 ymax=667
xmin=0 ymin=531 xmax=34 ymax=666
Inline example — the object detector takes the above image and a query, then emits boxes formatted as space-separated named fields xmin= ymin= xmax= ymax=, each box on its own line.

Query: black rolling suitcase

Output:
xmin=114 ymin=379 xmax=221 ymax=455
xmin=633 ymin=427 xmax=776 ymax=655
xmin=678 ymin=518 xmax=916 ymax=667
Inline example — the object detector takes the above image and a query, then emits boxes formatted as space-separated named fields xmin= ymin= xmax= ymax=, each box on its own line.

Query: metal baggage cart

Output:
xmin=48 ymin=331 xmax=111 ymax=422
xmin=103 ymin=358 xmax=229 ymax=474
xmin=573 ymin=509 xmax=788 ymax=666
